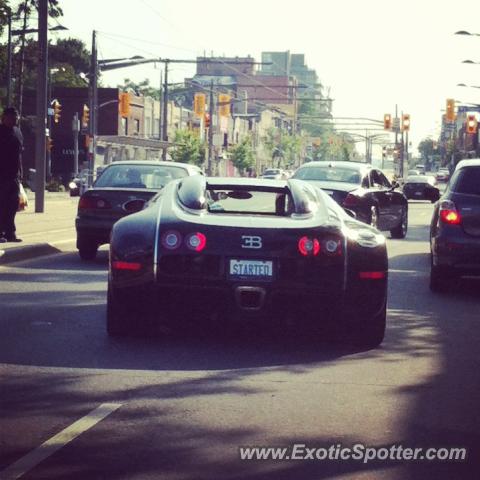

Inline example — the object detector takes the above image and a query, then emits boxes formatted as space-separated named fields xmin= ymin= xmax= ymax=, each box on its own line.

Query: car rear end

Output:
xmin=431 ymin=165 xmax=480 ymax=278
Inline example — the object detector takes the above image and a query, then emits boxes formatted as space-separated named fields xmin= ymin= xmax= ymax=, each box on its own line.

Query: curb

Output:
xmin=0 ymin=243 xmax=62 ymax=265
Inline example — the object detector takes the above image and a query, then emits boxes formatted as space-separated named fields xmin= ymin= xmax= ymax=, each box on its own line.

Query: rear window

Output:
xmin=207 ymin=187 xmax=294 ymax=215
xmin=451 ymin=167 xmax=480 ymax=195
xmin=94 ymin=164 xmax=188 ymax=189
xmin=293 ymin=166 xmax=362 ymax=184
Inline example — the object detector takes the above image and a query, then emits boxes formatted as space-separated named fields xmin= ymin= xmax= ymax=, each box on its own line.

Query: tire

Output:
xmin=390 ymin=207 xmax=408 ymax=239
xmin=106 ymin=284 xmax=131 ymax=336
xmin=368 ymin=206 xmax=379 ymax=229
xmin=348 ymin=304 xmax=386 ymax=349
xmin=77 ymin=238 xmax=98 ymax=261
xmin=429 ymin=263 xmax=451 ymax=293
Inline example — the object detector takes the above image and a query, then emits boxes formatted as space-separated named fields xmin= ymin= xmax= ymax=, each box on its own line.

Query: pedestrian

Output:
xmin=0 ymin=107 xmax=24 ymax=243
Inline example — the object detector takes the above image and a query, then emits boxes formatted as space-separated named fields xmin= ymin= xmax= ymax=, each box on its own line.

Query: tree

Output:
xmin=170 ymin=129 xmax=205 ymax=167
xmin=230 ymin=137 xmax=255 ymax=175
xmin=118 ymin=78 xmax=160 ymax=100
xmin=418 ymin=138 xmax=436 ymax=160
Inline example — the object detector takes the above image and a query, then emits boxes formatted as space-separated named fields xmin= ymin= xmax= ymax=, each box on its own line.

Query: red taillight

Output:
xmin=298 ymin=236 xmax=320 ymax=256
xmin=186 ymin=232 xmax=207 ymax=252
xmin=78 ymin=196 xmax=111 ymax=210
xmin=343 ymin=193 xmax=359 ymax=208
xmin=359 ymin=271 xmax=386 ymax=280
xmin=439 ymin=201 xmax=461 ymax=225
xmin=111 ymin=261 xmax=142 ymax=271
xmin=161 ymin=231 xmax=182 ymax=250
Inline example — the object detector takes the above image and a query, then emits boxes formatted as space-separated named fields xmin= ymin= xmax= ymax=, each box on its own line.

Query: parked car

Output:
xmin=435 ymin=168 xmax=450 ymax=183
xmin=75 ymin=161 xmax=203 ymax=260
xmin=68 ymin=169 xmax=90 ymax=197
xmin=430 ymin=159 xmax=480 ymax=292
xmin=261 ymin=168 xmax=288 ymax=180
xmin=292 ymin=161 xmax=408 ymax=238
xmin=403 ymin=175 xmax=440 ymax=203
xmin=107 ymin=176 xmax=388 ymax=347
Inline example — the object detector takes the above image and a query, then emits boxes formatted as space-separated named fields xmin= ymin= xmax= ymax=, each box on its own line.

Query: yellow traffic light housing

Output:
xmin=466 ymin=114 xmax=477 ymax=134
xmin=384 ymin=114 xmax=392 ymax=130
xmin=119 ymin=92 xmax=130 ymax=118
xmin=52 ymin=99 xmax=61 ymax=124
xmin=446 ymin=98 xmax=456 ymax=122
xmin=402 ymin=114 xmax=410 ymax=132
xmin=81 ymin=104 xmax=90 ymax=129
xmin=218 ymin=94 xmax=231 ymax=117
xmin=194 ymin=93 xmax=206 ymax=117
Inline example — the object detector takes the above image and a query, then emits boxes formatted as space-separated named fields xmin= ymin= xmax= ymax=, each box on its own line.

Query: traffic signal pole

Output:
xmin=161 ymin=61 xmax=169 ymax=161
xmin=88 ymin=30 xmax=98 ymax=186
xmin=208 ymin=81 xmax=214 ymax=176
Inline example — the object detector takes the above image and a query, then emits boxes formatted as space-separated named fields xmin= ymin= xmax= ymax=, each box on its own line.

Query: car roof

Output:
xmin=207 ymin=177 xmax=287 ymax=188
xmin=406 ymin=175 xmax=429 ymax=182
xmin=108 ymin=160 xmax=202 ymax=171
xmin=455 ymin=159 xmax=480 ymax=171
xmin=297 ymin=161 xmax=372 ymax=171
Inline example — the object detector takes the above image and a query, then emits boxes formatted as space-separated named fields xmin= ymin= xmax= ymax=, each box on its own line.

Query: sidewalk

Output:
xmin=0 ymin=191 xmax=79 ymax=265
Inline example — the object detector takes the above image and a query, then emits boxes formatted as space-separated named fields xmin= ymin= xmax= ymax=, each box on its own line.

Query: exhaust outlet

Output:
xmin=235 ymin=286 xmax=266 ymax=311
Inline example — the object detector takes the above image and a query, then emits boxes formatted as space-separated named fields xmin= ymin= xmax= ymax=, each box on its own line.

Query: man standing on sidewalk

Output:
xmin=0 ymin=107 xmax=24 ymax=243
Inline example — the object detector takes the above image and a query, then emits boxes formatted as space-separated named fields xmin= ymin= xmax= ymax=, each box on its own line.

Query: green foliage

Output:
xmin=170 ymin=129 xmax=205 ymax=167
xmin=229 ymin=137 xmax=255 ymax=174
xmin=262 ymin=128 xmax=303 ymax=168
xmin=118 ymin=78 xmax=160 ymax=100
xmin=418 ymin=138 xmax=436 ymax=160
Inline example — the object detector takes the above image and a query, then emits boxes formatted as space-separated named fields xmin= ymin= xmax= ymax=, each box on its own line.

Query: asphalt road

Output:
xmin=1 ymin=201 xmax=479 ymax=480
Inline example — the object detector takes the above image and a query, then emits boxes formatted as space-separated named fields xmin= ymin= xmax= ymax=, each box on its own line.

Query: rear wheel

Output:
xmin=107 ymin=285 xmax=132 ymax=336
xmin=430 ymin=262 xmax=451 ymax=293
xmin=77 ymin=237 xmax=98 ymax=261
xmin=349 ymin=304 xmax=386 ymax=348
xmin=390 ymin=207 xmax=408 ymax=239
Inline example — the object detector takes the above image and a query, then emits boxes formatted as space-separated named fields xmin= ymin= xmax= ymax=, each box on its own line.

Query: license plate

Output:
xmin=229 ymin=259 xmax=273 ymax=280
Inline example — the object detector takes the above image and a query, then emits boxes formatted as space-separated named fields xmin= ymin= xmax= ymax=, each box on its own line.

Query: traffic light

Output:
xmin=81 ymin=104 xmax=90 ymax=129
xmin=384 ymin=114 xmax=392 ymax=130
xmin=446 ymin=98 xmax=456 ymax=122
xmin=52 ymin=100 xmax=61 ymax=124
xmin=119 ymin=92 xmax=130 ymax=118
xmin=402 ymin=114 xmax=410 ymax=132
xmin=466 ymin=114 xmax=477 ymax=134
xmin=46 ymin=137 xmax=53 ymax=152
xmin=204 ymin=112 xmax=210 ymax=128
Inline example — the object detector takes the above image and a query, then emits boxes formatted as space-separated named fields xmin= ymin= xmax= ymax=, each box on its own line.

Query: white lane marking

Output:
xmin=0 ymin=403 xmax=122 ymax=480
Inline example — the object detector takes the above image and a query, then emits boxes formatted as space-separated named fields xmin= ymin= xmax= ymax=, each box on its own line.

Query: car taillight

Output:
xmin=323 ymin=239 xmax=342 ymax=256
xmin=78 ymin=196 xmax=111 ymax=210
xmin=111 ymin=261 xmax=142 ymax=271
xmin=298 ymin=236 xmax=320 ymax=256
xmin=343 ymin=193 xmax=359 ymax=207
xmin=359 ymin=271 xmax=386 ymax=280
xmin=185 ymin=232 xmax=207 ymax=252
xmin=161 ymin=231 xmax=182 ymax=250
xmin=439 ymin=201 xmax=461 ymax=225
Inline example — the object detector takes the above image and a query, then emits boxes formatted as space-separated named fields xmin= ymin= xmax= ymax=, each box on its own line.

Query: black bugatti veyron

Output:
xmin=107 ymin=176 xmax=389 ymax=347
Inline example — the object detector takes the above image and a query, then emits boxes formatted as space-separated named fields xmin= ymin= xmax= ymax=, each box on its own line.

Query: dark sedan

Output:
xmin=108 ymin=176 xmax=388 ymax=347
xmin=430 ymin=160 xmax=480 ymax=292
xmin=403 ymin=175 xmax=440 ymax=203
xmin=292 ymin=161 xmax=408 ymax=238
xmin=75 ymin=160 xmax=203 ymax=260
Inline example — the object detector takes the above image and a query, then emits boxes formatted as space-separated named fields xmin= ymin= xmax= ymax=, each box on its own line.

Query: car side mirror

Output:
xmin=344 ymin=208 xmax=357 ymax=219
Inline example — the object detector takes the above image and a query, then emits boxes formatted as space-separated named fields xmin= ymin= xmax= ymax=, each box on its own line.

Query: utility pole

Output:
xmin=158 ymin=68 xmax=163 ymax=141
xmin=208 ymin=80 xmax=214 ymax=176
xmin=73 ymin=112 xmax=80 ymax=175
xmin=6 ymin=8 xmax=13 ymax=106
xmin=161 ymin=61 xmax=169 ymax=160
xmin=88 ymin=30 xmax=98 ymax=185
xmin=34 ymin=0 xmax=48 ymax=213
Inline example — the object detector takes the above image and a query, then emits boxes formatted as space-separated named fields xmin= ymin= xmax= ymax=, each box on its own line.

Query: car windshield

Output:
xmin=94 ymin=164 xmax=189 ymax=189
xmin=294 ymin=166 xmax=362 ymax=184
xmin=451 ymin=167 xmax=480 ymax=196
xmin=207 ymin=187 xmax=293 ymax=215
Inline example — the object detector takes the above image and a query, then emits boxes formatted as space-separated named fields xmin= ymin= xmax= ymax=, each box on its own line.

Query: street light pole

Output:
xmin=161 ymin=60 xmax=169 ymax=160
xmin=34 ymin=0 xmax=48 ymax=213
xmin=6 ymin=9 xmax=13 ymax=106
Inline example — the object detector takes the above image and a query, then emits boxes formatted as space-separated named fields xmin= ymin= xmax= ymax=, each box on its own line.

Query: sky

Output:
xmin=36 ymin=0 xmax=480 ymax=155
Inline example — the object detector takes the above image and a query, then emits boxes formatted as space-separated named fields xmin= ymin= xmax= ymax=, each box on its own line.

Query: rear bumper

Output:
xmin=432 ymin=229 xmax=480 ymax=274
xmin=76 ymin=216 xmax=116 ymax=245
